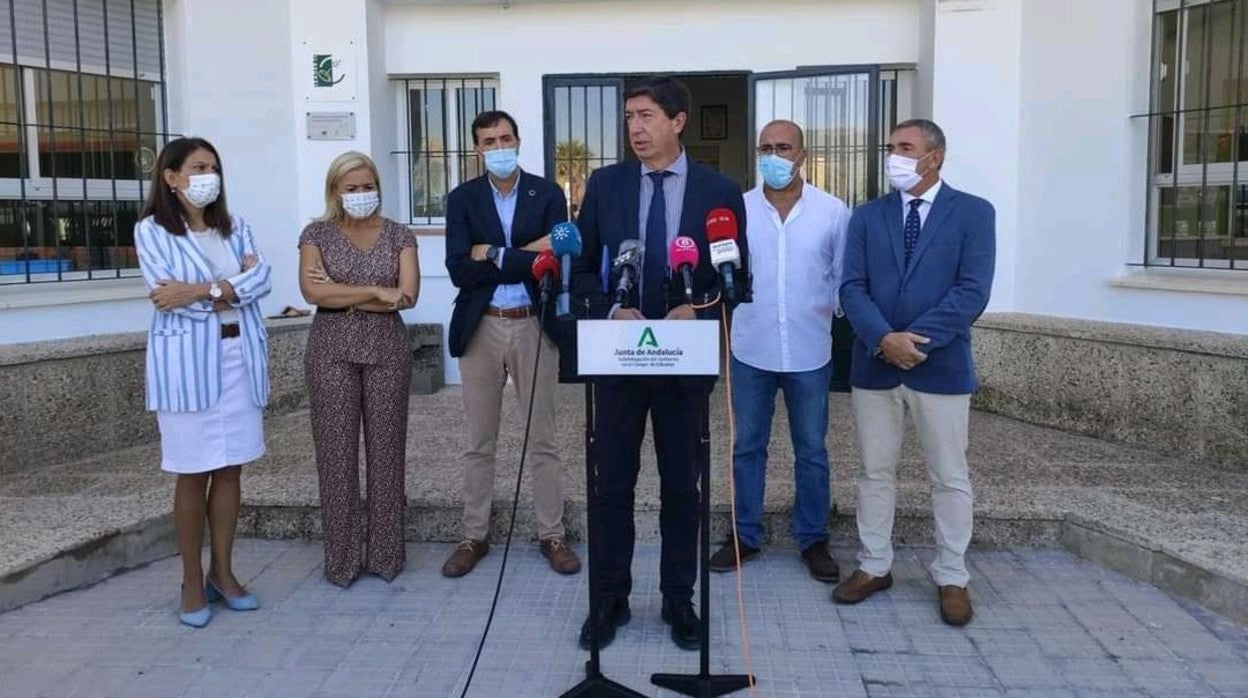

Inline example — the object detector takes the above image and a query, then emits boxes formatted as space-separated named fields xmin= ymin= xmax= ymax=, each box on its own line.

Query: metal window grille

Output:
xmin=393 ymin=76 xmax=497 ymax=226
xmin=546 ymin=78 xmax=622 ymax=221
xmin=1142 ymin=0 xmax=1247 ymax=269
xmin=0 ymin=0 xmax=172 ymax=284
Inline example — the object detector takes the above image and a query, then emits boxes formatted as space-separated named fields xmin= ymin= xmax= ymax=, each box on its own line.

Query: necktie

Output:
xmin=904 ymin=199 xmax=923 ymax=269
xmin=642 ymin=171 xmax=671 ymax=319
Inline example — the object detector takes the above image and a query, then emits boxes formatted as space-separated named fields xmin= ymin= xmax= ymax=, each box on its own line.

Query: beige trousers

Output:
xmin=851 ymin=385 xmax=973 ymax=587
xmin=457 ymin=314 xmax=564 ymax=541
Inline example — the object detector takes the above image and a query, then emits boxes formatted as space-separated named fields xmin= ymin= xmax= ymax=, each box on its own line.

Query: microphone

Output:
xmin=531 ymin=249 xmax=560 ymax=304
xmin=612 ymin=239 xmax=642 ymax=307
xmin=550 ymin=221 xmax=582 ymax=321
xmin=668 ymin=236 xmax=699 ymax=306
xmin=706 ymin=207 xmax=741 ymax=304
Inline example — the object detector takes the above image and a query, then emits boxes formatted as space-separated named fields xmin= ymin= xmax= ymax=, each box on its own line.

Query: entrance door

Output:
xmin=543 ymin=73 xmax=752 ymax=211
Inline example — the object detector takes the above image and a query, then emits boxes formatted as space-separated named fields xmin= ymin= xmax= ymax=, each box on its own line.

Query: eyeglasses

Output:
xmin=756 ymin=144 xmax=798 ymax=156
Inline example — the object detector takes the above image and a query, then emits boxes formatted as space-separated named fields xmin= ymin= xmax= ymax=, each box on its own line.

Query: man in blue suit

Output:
xmin=833 ymin=119 xmax=994 ymax=627
xmin=571 ymin=76 xmax=748 ymax=651
xmin=443 ymin=110 xmax=581 ymax=580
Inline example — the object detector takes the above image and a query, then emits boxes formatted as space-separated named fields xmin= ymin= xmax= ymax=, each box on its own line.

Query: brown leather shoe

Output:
xmin=831 ymin=569 xmax=893 ymax=604
xmin=541 ymin=537 xmax=582 ymax=575
xmin=800 ymin=543 xmax=841 ymax=583
xmin=709 ymin=536 xmax=760 ymax=573
xmin=939 ymin=585 xmax=973 ymax=626
xmin=441 ymin=539 xmax=489 ymax=578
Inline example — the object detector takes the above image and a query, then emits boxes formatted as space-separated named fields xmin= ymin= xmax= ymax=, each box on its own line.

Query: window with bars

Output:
xmin=1147 ymin=0 xmax=1247 ymax=269
xmin=0 ymin=0 xmax=169 ymax=284
xmin=394 ymin=76 xmax=497 ymax=227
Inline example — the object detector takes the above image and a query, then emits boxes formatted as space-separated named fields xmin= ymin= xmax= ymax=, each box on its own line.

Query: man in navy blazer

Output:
xmin=570 ymin=76 xmax=748 ymax=652
xmin=443 ymin=110 xmax=581 ymax=580
xmin=833 ymin=119 xmax=994 ymax=627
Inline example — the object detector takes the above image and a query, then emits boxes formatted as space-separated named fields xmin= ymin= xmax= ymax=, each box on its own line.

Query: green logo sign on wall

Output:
xmin=313 ymin=54 xmax=345 ymax=88
xmin=637 ymin=326 xmax=659 ymax=349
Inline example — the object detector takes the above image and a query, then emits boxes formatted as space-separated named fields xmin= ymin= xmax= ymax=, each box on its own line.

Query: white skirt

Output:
xmin=158 ymin=336 xmax=265 ymax=474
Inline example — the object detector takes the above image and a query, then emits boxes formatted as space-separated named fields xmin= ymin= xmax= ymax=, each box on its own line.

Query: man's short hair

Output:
xmin=893 ymin=118 xmax=946 ymax=152
xmin=471 ymin=110 xmax=519 ymax=145
xmin=625 ymin=76 xmax=691 ymax=120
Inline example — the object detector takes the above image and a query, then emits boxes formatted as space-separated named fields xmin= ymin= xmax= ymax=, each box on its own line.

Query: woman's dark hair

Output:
xmin=625 ymin=76 xmax=691 ymax=120
xmin=141 ymin=137 xmax=233 ymax=236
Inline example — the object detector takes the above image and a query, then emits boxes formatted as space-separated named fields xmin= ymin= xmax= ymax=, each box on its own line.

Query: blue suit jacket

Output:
xmin=444 ymin=171 xmax=568 ymax=358
xmin=838 ymin=184 xmax=995 ymax=395
xmin=570 ymin=158 xmax=748 ymax=324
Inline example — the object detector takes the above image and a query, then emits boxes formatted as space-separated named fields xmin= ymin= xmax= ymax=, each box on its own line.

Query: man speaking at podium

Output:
xmin=570 ymin=76 xmax=747 ymax=651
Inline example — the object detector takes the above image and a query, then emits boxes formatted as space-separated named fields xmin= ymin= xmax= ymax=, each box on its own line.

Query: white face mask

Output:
xmin=885 ymin=153 xmax=932 ymax=192
xmin=342 ymin=191 xmax=380 ymax=219
xmin=181 ymin=173 xmax=221 ymax=209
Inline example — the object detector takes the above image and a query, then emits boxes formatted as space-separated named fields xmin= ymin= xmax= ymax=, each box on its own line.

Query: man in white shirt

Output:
xmin=710 ymin=120 xmax=850 ymax=582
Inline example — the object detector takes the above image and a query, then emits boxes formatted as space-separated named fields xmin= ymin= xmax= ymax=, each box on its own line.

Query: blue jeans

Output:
xmin=730 ymin=357 xmax=833 ymax=550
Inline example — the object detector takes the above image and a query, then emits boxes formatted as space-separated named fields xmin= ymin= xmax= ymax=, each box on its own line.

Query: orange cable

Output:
xmin=688 ymin=292 xmax=757 ymax=696
xmin=720 ymin=310 xmax=758 ymax=697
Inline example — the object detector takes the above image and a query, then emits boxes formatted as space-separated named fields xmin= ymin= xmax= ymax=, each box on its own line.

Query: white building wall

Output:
xmin=0 ymin=0 xmax=303 ymax=343
xmin=3 ymin=0 xmax=1243 ymax=368
xmin=1013 ymin=0 xmax=1248 ymax=334
xmin=929 ymin=0 xmax=1023 ymax=312
xmin=384 ymin=0 xmax=921 ymax=382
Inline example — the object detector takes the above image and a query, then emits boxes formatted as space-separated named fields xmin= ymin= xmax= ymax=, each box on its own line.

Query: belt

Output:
xmin=316 ymin=306 xmax=347 ymax=314
xmin=486 ymin=305 xmax=533 ymax=319
xmin=221 ymin=323 xmax=241 ymax=339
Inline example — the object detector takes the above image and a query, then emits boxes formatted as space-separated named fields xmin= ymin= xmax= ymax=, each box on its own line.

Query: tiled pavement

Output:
xmin=1 ymin=540 xmax=1245 ymax=697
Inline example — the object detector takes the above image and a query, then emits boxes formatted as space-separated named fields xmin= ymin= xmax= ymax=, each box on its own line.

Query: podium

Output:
xmin=560 ymin=320 xmax=755 ymax=698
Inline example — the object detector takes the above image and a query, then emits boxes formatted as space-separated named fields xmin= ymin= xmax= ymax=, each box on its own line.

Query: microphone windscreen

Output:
xmin=668 ymin=236 xmax=700 ymax=270
xmin=550 ymin=221 xmax=583 ymax=257
xmin=531 ymin=249 xmax=560 ymax=281
xmin=705 ymin=207 xmax=738 ymax=242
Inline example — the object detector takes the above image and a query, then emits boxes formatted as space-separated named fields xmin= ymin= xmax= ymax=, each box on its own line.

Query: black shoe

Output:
xmin=709 ymin=536 xmax=760 ymax=572
xmin=801 ymin=542 xmax=841 ymax=583
xmin=661 ymin=597 xmax=701 ymax=651
xmin=578 ymin=595 xmax=630 ymax=651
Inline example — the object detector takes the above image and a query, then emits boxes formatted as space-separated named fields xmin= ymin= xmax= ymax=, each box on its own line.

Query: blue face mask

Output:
xmin=483 ymin=147 xmax=519 ymax=179
xmin=759 ymin=153 xmax=796 ymax=189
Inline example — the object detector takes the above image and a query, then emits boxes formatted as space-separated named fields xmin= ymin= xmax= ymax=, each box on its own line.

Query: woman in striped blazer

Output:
xmin=135 ymin=137 xmax=272 ymax=628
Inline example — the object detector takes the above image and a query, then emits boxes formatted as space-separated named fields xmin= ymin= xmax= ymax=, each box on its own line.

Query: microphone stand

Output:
xmin=561 ymin=297 xmax=646 ymax=698
xmin=651 ymin=289 xmax=754 ymax=698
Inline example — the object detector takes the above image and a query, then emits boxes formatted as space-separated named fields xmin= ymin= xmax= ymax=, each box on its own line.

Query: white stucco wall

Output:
xmin=1012 ymin=0 xmax=1247 ymax=334
xmin=3 ymin=0 xmax=1243 ymax=374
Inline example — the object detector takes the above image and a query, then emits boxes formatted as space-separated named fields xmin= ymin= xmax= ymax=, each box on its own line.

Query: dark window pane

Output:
xmin=0 ymin=65 xmax=23 ymax=178
xmin=1158 ymin=185 xmax=1237 ymax=262
xmin=405 ymin=80 xmax=497 ymax=222
xmin=1154 ymin=10 xmax=1178 ymax=175
xmin=38 ymin=127 xmax=84 ymax=178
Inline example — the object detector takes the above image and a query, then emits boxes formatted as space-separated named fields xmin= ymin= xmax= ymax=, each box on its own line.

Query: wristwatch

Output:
xmin=208 ymin=282 xmax=223 ymax=300
xmin=485 ymin=246 xmax=500 ymax=263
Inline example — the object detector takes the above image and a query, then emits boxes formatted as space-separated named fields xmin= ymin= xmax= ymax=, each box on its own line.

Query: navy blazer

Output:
xmin=839 ymin=184 xmax=995 ymax=395
xmin=444 ymin=171 xmax=568 ymax=358
xmin=570 ymin=158 xmax=748 ymax=325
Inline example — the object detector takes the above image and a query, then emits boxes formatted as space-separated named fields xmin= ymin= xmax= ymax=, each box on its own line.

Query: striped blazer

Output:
xmin=135 ymin=215 xmax=272 ymax=413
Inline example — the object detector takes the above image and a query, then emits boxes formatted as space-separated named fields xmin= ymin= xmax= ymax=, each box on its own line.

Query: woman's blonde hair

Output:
xmin=318 ymin=151 xmax=382 ymax=222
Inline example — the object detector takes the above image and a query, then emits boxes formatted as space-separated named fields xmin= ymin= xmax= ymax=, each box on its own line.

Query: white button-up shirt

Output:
xmin=731 ymin=182 xmax=850 ymax=373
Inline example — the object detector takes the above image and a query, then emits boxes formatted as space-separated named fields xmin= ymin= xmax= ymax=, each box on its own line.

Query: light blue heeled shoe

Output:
xmin=179 ymin=584 xmax=213 ymax=628
xmin=179 ymin=604 xmax=212 ymax=628
xmin=206 ymin=578 xmax=259 ymax=611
